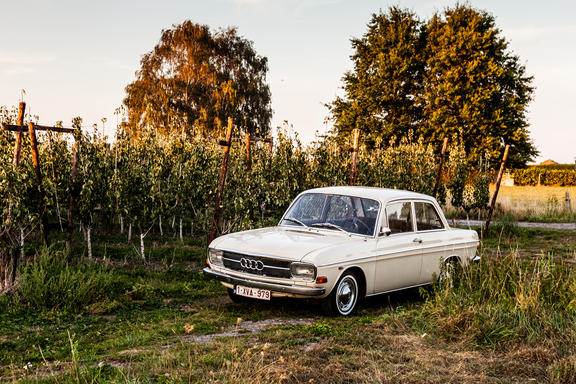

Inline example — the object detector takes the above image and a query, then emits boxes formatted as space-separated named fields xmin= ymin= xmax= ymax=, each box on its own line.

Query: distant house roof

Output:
xmin=540 ymin=159 xmax=557 ymax=165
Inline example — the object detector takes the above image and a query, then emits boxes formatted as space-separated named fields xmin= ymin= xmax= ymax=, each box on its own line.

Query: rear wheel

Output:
xmin=322 ymin=271 xmax=359 ymax=316
xmin=438 ymin=259 xmax=460 ymax=288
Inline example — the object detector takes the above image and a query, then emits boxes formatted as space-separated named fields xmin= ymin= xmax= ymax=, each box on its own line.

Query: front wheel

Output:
xmin=227 ymin=288 xmax=244 ymax=303
xmin=322 ymin=271 xmax=359 ymax=316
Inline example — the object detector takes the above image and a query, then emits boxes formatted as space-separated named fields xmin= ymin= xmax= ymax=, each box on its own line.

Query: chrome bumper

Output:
xmin=471 ymin=255 xmax=481 ymax=263
xmin=203 ymin=267 xmax=326 ymax=297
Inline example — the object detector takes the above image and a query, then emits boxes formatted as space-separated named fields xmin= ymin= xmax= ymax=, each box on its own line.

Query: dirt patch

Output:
xmin=182 ymin=318 xmax=317 ymax=344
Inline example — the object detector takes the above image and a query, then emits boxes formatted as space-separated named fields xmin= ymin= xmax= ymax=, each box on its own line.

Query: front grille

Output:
xmin=222 ymin=251 xmax=292 ymax=279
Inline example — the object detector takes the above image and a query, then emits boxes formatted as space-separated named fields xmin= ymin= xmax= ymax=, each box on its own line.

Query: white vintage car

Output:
xmin=203 ymin=186 xmax=479 ymax=316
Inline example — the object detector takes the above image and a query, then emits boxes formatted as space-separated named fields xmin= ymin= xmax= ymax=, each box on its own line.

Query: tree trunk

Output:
xmin=140 ymin=232 xmax=147 ymax=264
xmin=9 ymin=245 xmax=19 ymax=291
xmin=120 ymin=215 xmax=124 ymax=234
xmin=159 ymin=215 xmax=163 ymax=237
xmin=86 ymin=226 xmax=92 ymax=260
xmin=0 ymin=251 xmax=7 ymax=293
xmin=66 ymin=140 xmax=79 ymax=250
xmin=179 ymin=218 xmax=183 ymax=241
xmin=128 ymin=224 xmax=132 ymax=244
xmin=19 ymin=226 xmax=24 ymax=260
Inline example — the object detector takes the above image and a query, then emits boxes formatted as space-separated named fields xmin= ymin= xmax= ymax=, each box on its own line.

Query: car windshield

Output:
xmin=280 ymin=193 xmax=380 ymax=236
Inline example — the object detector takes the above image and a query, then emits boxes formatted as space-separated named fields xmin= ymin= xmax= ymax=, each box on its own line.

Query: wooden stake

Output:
xmin=12 ymin=102 xmax=26 ymax=166
xmin=432 ymin=138 xmax=449 ymax=198
xmin=208 ymin=118 xmax=234 ymax=245
xmin=349 ymin=129 xmax=360 ymax=186
xmin=29 ymin=123 xmax=50 ymax=246
xmin=246 ymin=133 xmax=252 ymax=171
xmin=482 ymin=145 xmax=510 ymax=238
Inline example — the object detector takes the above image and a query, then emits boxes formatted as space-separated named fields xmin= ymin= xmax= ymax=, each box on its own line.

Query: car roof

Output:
xmin=300 ymin=186 xmax=437 ymax=205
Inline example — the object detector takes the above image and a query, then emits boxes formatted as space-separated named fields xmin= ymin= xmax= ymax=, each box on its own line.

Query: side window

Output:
xmin=386 ymin=202 xmax=413 ymax=234
xmin=415 ymin=202 xmax=445 ymax=231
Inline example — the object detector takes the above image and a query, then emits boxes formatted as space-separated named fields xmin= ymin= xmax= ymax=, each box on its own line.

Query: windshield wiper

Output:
xmin=311 ymin=222 xmax=350 ymax=235
xmin=283 ymin=217 xmax=308 ymax=227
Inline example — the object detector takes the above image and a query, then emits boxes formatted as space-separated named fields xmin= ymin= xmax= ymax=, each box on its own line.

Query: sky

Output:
xmin=1 ymin=0 xmax=575 ymax=164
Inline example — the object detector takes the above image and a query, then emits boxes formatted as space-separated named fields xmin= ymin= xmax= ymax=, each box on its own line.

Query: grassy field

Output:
xmin=443 ymin=185 xmax=576 ymax=223
xmin=489 ymin=185 xmax=576 ymax=222
xmin=1 ymin=225 xmax=576 ymax=383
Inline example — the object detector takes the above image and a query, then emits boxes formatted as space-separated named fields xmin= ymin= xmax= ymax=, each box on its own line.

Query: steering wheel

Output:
xmin=344 ymin=217 xmax=371 ymax=234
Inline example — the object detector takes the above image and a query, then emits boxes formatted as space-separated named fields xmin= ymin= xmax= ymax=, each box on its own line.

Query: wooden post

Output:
xmin=566 ymin=191 xmax=571 ymax=212
xmin=246 ymin=134 xmax=255 ymax=223
xmin=29 ymin=122 xmax=50 ymax=246
xmin=13 ymin=102 xmax=26 ymax=166
xmin=66 ymin=139 xmax=79 ymax=250
xmin=349 ymin=129 xmax=360 ymax=186
xmin=208 ymin=118 xmax=234 ymax=245
xmin=267 ymin=138 xmax=273 ymax=154
xmin=432 ymin=138 xmax=448 ymax=198
xmin=482 ymin=145 xmax=510 ymax=238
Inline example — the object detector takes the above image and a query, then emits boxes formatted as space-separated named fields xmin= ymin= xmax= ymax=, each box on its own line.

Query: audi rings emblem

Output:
xmin=240 ymin=258 xmax=264 ymax=271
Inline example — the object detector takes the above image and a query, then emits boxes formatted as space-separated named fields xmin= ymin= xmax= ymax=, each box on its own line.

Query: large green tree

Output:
xmin=330 ymin=6 xmax=425 ymax=147
xmin=329 ymin=4 xmax=538 ymax=167
xmin=124 ymin=21 xmax=272 ymax=138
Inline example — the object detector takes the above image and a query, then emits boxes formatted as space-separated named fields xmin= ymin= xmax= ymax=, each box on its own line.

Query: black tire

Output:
xmin=438 ymin=259 xmax=460 ymax=288
xmin=227 ymin=288 xmax=245 ymax=303
xmin=321 ymin=271 xmax=359 ymax=316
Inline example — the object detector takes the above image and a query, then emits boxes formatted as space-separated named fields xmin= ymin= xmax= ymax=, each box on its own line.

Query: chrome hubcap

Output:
xmin=337 ymin=276 xmax=357 ymax=314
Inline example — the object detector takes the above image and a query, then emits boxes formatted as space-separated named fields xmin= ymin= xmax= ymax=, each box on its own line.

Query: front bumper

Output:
xmin=203 ymin=267 xmax=326 ymax=297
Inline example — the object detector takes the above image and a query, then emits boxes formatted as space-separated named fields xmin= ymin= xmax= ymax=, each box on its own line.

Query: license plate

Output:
xmin=234 ymin=285 xmax=271 ymax=301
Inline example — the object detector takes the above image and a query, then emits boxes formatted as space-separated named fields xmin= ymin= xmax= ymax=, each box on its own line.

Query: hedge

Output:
xmin=527 ymin=164 xmax=576 ymax=171
xmin=513 ymin=169 xmax=576 ymax=186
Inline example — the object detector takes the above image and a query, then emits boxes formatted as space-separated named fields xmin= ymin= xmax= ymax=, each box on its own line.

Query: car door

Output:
xmin=373 ymin=201 xmax=423 ymax=293
xmin=414 ymin=201 xmax=448 ymax=284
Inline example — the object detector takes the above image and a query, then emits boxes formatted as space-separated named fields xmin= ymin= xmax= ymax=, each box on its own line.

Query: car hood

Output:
xmin=210 ymin=226 xmax=355 ymax=260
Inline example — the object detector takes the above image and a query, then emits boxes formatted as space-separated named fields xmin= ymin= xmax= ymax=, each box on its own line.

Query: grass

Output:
xmin=490 ymin=185 xmax=576 ymax=222
xmin=1 ymin=224 xmax=576 ymax=383
xmin=443 ymin=185 xmax=576 ymax=223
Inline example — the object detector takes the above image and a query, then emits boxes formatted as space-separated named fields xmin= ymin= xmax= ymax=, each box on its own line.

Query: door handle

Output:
xmin=413 ymin=238 xmax=422 ymax=243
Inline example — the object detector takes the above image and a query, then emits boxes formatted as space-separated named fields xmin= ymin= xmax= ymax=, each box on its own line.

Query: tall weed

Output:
xmin=424 ymin=252 xmax=576 ymax=349
xmin=18 ymin=246 xmax=118 ymax=313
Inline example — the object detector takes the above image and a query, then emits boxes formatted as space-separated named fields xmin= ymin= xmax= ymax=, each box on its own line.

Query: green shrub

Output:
xmin=18 ymin=246 xmax=119 ymax=313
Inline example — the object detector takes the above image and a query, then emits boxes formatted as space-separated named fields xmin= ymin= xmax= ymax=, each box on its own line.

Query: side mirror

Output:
xmin=379 ymin=227 xmax=392 ymax=237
